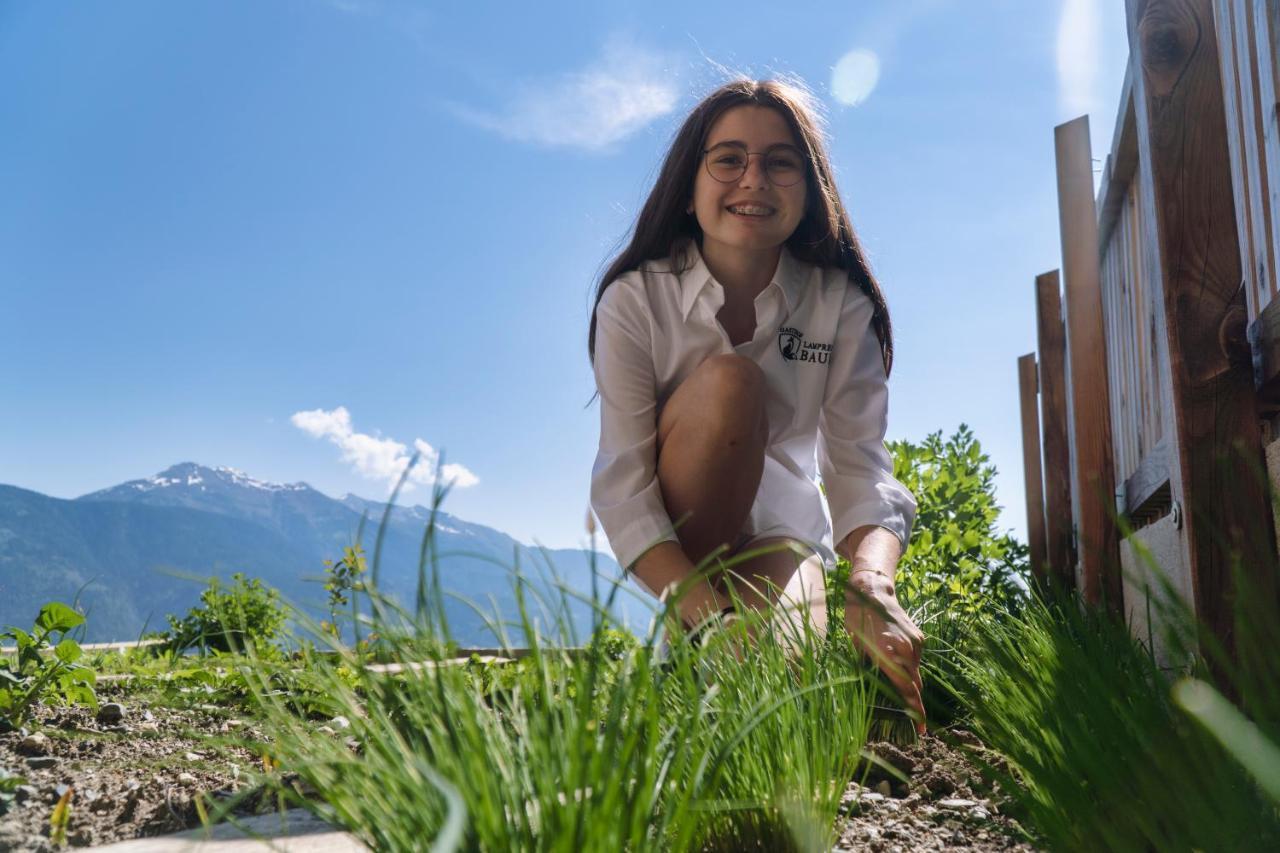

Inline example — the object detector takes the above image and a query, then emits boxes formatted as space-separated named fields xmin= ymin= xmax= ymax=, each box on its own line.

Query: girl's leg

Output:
xmin=719 ymin=537 xmax=829 ymax=648
xmin=651 ymin=353 xmax=769 ymax=571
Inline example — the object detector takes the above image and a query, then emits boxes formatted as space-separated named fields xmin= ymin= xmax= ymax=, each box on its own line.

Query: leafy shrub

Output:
xmin=887 ymin=424 xmax=1028 ymax=615
xmin=822 ymin=425 xmax=1030 ymax=730
xmin=163 ymin=573 xmax=285 ymax=655
xmin=587 ymin=627 xmax=638 ymax=662
xmin=0 ymin=602 xmax=97 ymax=728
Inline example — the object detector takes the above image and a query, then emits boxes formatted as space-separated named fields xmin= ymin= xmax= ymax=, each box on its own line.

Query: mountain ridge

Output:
xmin=2 ymin=464 xmax=647 ymax=644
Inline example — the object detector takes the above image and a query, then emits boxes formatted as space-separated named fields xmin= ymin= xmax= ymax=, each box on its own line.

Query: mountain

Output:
xmin=2 ymin=464 xmax=652 ymax=644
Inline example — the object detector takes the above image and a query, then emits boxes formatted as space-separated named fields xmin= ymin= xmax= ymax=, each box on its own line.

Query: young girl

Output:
xmin=588 ymin=78 xmax=925 ymax=733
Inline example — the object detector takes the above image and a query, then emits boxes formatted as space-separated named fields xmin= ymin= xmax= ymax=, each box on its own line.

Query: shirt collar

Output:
xmin=677 ymin=240 xmax=807 ymax=321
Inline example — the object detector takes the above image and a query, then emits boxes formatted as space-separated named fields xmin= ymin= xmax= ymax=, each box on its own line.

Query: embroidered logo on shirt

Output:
xmin=777 ymin=326 xmax=832 ymax=364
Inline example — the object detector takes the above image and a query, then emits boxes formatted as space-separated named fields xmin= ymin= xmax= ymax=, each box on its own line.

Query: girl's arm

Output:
xmin=631 ymin=541 xmax=731 ymax=628
xmin=838 ymin=524 xmax=926 ymax=735
xmin=590 ymin=282 xmax=680 ymax=569
xmin=817 ymin=285 xmax=924 ymax=733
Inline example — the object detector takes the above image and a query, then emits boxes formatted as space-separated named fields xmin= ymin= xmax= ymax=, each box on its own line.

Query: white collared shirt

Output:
xmin=589 ymin=240 xmax=916 ymax=572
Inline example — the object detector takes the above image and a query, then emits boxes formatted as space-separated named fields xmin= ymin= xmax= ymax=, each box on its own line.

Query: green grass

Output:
xmin=942 ymin=555 xmax=1280 ymax=852
xmin=187 ymin=461 xmax=928 ymax=851
xmin=232 ymin=564 xmax=887 ymax=852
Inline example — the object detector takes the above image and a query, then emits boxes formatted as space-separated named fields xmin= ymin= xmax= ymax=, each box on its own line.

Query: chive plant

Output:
xmin=231 ymin=458 xmax=884 ymax=852
xmin=946 ymin=542 xmax=1280 ymax=852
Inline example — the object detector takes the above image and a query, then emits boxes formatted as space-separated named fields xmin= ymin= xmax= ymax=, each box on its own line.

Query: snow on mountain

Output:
xmin=97 ymin=463 xmax=309 ymax=497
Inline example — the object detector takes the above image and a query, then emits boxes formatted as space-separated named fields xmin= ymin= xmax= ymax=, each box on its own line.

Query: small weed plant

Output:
xmin=321 ymin=543 xmax=367 ymax=640
xmin=0 ymin=602 xmax=97 ymax=729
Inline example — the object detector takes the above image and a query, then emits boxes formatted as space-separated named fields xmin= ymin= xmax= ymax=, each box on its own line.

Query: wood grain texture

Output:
xmin=1035 ymin=271 xmax=1077 ymax=592
xmin=1127 ymin=0 xmax=1279 ymax=667
xmin=1018 ymin=353 xmax=1049 ymax=587
xmin=1122 ymin=435 xmax=1173 ymax=519
xmin=1056 ymin=115 xmax=1124 ymax=611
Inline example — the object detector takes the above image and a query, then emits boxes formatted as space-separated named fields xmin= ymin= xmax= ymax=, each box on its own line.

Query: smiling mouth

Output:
xmin=726 ymin=204 xmax=776 ymax=217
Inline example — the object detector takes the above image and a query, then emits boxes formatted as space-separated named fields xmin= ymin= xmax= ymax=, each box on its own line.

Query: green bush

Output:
xmin=822 ymin=425 xmax=1030 ymax=730
xmin=888 ymin=424 xmax=1029 ymax=615
xmin=0 ymin=602 xmax=97 ymax=728
xmin=163 ymin=573 xmax=285 ymax=655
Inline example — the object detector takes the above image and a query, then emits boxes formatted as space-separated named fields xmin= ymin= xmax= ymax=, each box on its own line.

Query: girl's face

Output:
xmin=690 ymin=105 xmax=809 ymax=261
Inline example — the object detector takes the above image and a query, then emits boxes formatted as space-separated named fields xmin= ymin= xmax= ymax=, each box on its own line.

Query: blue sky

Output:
xmin=0 ymin=0 xmax=1129 ymax=555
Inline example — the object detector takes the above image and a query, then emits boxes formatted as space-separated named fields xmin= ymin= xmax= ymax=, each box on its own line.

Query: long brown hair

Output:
xmin=587 ymin=77 xmax=895 ymax=375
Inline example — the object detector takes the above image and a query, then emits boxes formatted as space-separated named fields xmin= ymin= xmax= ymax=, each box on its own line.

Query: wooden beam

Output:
xmin=1035 ymin=271 xmax=1077 ymax=593
xmin=1056 ymin=115 xmax=1124 ymax=611
xmin=1018 ymin=353 xmax=1049 ymax=588
xmin=1099 ymin=63 xmax=1139 ymax=249
xmin=1250 ymin=295 xmax=1280 ymax=411
xmin=1126 ymin=0 xmax=1280 ymax=666
xmin=1122 ymin=436 xmax=1173 ymax=520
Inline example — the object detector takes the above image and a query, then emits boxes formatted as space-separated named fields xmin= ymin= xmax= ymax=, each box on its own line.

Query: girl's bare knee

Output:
xmin=695 ymin=353 xmax=766 ymax=399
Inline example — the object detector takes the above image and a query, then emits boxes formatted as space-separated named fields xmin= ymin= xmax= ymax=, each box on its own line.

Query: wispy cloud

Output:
xmin=1057 ymin=0 xmax=1100 ymax=116
xmin=291 ymin=406 xmax=478 ymax=494
xmin=450 ymin=38 xmax=679 ymax=151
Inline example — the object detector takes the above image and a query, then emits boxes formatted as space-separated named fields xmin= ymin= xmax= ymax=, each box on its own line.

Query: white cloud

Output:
xmin=290 ymin=406 xmax=478 ymax=494
xmin=831 ymin=50 xmax=881 ymax=107
xmin=1057 ymin=0 xmax=1100 ymax=116
xmin=451 ymin=38 xmax=679 ymax=151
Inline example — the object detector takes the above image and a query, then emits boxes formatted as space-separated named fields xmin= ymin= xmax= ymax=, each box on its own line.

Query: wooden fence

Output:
xmin=1019 ymin=0 xmax=1280 ymax=663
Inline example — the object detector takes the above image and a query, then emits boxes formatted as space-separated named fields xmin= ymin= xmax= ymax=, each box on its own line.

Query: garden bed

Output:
xmin=0 ymin=686 xmax=274 ymax=851
xmin=0 ymin=680 xmax=1037 ymax=851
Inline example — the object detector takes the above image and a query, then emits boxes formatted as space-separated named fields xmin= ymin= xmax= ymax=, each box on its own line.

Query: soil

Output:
xmin=1 ymin=683 xmax=1037 ymax=851
xmin=835 ymin=731 xmax=1039 ymax=852
xmin=0 ymin=682 xmax=273 ymax=852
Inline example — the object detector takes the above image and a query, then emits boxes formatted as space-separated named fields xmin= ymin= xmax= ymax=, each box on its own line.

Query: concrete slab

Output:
xmin=88 ymin=808 xmax=367 ymax=852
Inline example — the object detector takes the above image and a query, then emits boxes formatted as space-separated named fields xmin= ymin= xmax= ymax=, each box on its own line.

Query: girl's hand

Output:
xmin=845 ymin=570 xmax=927 ymax=735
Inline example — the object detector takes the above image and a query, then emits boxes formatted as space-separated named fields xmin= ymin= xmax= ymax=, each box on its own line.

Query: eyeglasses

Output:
xmin=701 ymin=142 xmax=806 ymax=187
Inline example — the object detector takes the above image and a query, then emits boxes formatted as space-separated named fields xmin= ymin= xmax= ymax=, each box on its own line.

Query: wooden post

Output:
xmin=1056 ymin=116 xmax=1124 ymax=612
xmin=1035 ymin=271 xmax=1076 ymax=593
xmin=1018 ymin=353 xmax=1049 ymax=588
xmin=1126 ymin=0 xmax=1279 ymax=666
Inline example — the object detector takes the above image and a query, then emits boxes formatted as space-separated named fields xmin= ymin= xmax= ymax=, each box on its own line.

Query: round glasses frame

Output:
xmin=700 ymin=143 xmax=807 ymax=187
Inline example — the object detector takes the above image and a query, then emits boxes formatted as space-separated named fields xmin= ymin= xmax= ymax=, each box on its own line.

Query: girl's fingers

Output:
xmin=879 ymin=642 xmax=927 ymax=736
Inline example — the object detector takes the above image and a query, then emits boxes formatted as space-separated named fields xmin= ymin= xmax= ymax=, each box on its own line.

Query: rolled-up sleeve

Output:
xmin=590 ymin=283 xmax=678 ymax=569
xmin=817 ymin=287 xmax=917 ymax=552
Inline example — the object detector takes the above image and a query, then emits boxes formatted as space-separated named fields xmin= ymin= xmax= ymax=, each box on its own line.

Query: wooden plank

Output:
xmin=1242 ymin=2 xmax=1280 ymax=309
xmin=1250 ymin=292 xmax=1280 ymax=409
xmin=1214 ymin=0 xmax=1277 ymax=322
xmin=1056 ymin=115 xmax=1124 ymax=611
xmin=1017 ymin=353 xmax=1049 ymax=587
xmin=1035 ymin=271 xmax=1076 ymax=593
xmin=1 ymin=638 xmax=165 ymax=655
xmin=1099 ymin=65 xmax=1139 ymax=248
xmin=1123 ymin=436 xmax=1173 ymax=520
xmin=1253 ymin=0 xmax=1280 ymax=308
xmin=1126 ymin=0 xmax=1280 ymax=668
